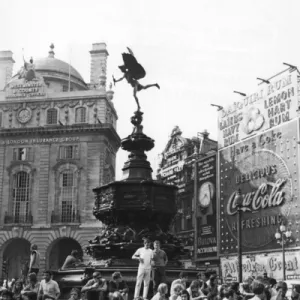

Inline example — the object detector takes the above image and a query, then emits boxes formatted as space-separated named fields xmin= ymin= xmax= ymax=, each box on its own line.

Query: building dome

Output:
xmin=34 ymin=57 xmax=85 ymax=84
xmin=6 ymin=44 xmax=88 ymax=92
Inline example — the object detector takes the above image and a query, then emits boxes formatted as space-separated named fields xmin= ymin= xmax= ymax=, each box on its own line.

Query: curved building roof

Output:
xmin=34 ymin=57 xmax=84 ymax=83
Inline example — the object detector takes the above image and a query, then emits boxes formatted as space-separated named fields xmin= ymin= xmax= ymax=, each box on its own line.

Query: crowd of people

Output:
xmin=1 ymin=240 xmax=300 ymax=300
xmin=1 ymin=267 xmax=300 ymax=300
xmin=144 ymin=270 xmax=300 ymax=300
xmin=0 ymin=270 xmax=60 ymax=300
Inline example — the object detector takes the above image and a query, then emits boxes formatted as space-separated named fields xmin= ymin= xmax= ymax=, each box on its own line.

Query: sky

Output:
xmin=1 ymin=0 xmax=300 ymax=179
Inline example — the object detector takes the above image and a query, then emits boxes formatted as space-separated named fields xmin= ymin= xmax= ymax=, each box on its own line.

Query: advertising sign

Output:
xmin=219 ymin=119 xmax=299 ymax=254
xmin=197 ymin=154 xmax=217 ymax=257
xmin=6 ymin=80 xmax=46 ymax=99
xmin=221 ymin=251 xmax=300 ymax=281
xmin=218 ymin=69 xmax=298 ymax=148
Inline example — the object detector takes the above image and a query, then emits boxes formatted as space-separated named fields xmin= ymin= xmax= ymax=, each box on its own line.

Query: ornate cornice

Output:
xmin=52 ymin=160 xmax=83 ymax=172
xmin=6 ymin=161 xmax=36 ymax=175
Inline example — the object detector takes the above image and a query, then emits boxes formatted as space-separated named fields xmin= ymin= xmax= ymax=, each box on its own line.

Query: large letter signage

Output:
xmin=219 ymin=119 xmax=299 ymax=254
xmin=218 ymin=69 xmax=298 ymax=148
xmin=221 ymin=251 xmax=300 ymax=282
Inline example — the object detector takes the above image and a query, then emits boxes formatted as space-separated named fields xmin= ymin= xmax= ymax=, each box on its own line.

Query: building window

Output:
xmin=12 ymin=171 xmax=30 ymax=223
xmin=63 ymin=85 xmax=73 ymax=92
xmin=13 ymin=148 xmax=33 ymax=161
xmin=186 ymin=217 xmax=193 ymax=230
xmin=47 ymin=109 xmax=58 ymax=124
xmin=59 ymin=145 xmax=79 ymax=159
xmin=75 ymin=107 xmax=86 ymax=123
xmin=60 ymin=171 xmax=77 ymax=222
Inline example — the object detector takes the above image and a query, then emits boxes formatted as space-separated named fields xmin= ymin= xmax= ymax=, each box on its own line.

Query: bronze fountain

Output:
xmin=53 ymin=48 xmax=197 ymax=298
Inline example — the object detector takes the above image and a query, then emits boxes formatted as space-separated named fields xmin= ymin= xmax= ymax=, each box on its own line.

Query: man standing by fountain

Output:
xmin=132 ymin=238 xmax=153 ymax=300
xmin=152 ymin=240 xmax=168 ymax=294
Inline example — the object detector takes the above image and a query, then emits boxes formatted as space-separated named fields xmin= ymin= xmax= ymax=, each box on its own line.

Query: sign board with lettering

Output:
xmin=219 ymin=119 xmax=299 ymax=254
xmin=5 ymin=77 xmax=46 ymax=100
xmin=2 ymin=137 xmax=80 ymax=145
xmin=196 ymin=154 xmax=217 ymax=258
xmin=221 ymin=251 xmax=300 ymax=281
xmin=218 ymin=69 xmax=298 ymax=148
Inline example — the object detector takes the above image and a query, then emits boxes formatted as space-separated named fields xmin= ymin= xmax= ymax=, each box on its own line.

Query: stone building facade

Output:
xmin=0 ymin=43 xmax=120 ymax=278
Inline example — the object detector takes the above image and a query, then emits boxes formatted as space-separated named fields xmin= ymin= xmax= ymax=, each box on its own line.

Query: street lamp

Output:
xmin=193 ymin=145 xmax=199 ymax=264
xmin=275 ymin=222 xmax=292 ymax=280
xmin=234 ymin=189 xmax=243 ymax=283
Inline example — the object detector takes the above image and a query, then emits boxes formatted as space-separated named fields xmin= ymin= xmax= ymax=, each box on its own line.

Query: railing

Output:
xmin=4 ymin=212 xmax=33 ymax=224
xmin=51 ymin=211 xmax=81 ymax=224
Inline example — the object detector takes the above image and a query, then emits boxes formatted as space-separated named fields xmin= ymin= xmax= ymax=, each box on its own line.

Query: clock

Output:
xmin=198 ymin=182 xmax=214 ymax=208
xmin=17 ymin=108 xmax=32 ymax=124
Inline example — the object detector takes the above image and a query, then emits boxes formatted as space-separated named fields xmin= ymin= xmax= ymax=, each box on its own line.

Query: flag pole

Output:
xmin=68 ymin=47 xmax=71 ymax=91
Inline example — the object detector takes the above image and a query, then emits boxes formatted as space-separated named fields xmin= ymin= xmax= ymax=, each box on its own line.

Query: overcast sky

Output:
xmin=2 ymin=0 xmax=300 ymax=179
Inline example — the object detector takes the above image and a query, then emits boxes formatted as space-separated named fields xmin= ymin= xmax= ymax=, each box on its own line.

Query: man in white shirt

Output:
xmin=132 ymin=238 xmax=153 ymax=299
xmin=38 ymin=270 xmax=60 ymax=300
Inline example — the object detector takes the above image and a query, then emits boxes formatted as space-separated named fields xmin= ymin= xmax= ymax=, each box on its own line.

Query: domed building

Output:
xmin=0 ymin=43 xmax=120 ymax=279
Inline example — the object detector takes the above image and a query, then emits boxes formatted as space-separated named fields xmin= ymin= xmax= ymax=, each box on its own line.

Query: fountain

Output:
xmin=87 ymin=110 xmax=186 ymax=265
xmin=53 ymin=49 xmax=198 ymax=298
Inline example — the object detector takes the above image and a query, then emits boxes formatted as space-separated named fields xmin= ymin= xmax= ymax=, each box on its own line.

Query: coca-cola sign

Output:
xmin=227 ymin=178 xmax=286 ymax=215
xmin=219 ymin=119 xmax=299 ymax=254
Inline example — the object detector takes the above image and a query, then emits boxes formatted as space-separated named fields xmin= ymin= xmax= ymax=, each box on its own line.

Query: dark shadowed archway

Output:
xmin=3 ymin=238 xmax=31 ymax=280
xmin=47 ymin=238 xmax=82 ymax=270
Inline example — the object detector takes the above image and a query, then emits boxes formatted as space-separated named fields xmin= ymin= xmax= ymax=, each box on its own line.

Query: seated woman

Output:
xmin=68 ymin=288 xmax=82 ymax=300
xmin=187 ymin=281 xmax=206 ymax=300
xmin=170 ymin=284 xmax=184 ymax=300
xmin=151 ymin=283 xmax=168 ymax=300
xmin=108 ymin=272 xmax=129 ymax=300
xmin=12 ymin=280 xmax=23 ymax=300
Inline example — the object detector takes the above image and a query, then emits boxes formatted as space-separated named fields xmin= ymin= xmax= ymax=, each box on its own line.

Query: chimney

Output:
xmin=90 ymin=43 xmax=109 ymax=89
xmin=197 ymin=129 xmax=210 ymax=139
xmin=0 ymin=51 xmax=15 ymax=90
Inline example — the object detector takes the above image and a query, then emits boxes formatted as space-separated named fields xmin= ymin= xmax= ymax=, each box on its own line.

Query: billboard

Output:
xmin=196 ymin=154 xmax=217 ymax=257
xmin=219 ymin=119 xmax=299 ymax=255
xmin=221 ymin=251 xmax=300 ymax=282
xmin=218 ymin=68 xmax=299 ymax=148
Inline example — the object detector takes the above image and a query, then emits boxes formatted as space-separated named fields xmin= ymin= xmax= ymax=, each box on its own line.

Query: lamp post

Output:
xmin=193 ymin=145 xmax=199 ymax=264
xmin=275 ymin=222 xmax=292 ymax=280
xmin=234 ymin=189 xmax=243 ymax=283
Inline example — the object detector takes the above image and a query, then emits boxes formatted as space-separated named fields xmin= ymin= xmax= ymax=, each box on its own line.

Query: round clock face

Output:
xmin=198 ymin=182 xmax=214 ymax=208
xmin=17 ymin=108 xmax=32 ymax=124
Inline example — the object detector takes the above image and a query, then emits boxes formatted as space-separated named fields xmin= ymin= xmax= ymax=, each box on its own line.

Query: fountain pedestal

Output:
xmin=53 ymin=111 xmax=197 ymax=298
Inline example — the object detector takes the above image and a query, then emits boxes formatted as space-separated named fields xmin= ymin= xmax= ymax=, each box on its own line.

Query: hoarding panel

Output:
xmin=219 ymin=119 xmax=299 ymax=255
xmin=221 ymin=251 xmax=300 ymax=282
xmin=197 ymin=154 xmax=217 ymax=257
xmin=218 ymin=69 xmax=298 ymax=148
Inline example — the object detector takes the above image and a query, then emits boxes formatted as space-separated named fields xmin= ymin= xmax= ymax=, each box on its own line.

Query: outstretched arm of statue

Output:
xmin=113 ymin=75 xmax=125 ymax=84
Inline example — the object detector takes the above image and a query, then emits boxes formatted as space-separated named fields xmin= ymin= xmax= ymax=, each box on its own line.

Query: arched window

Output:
xmin=12 ymin=171 xmax=30 ymax=223
xmin=59 ymin=170 xmax=78 ymax=222
xmin=75 ymin=107 xmax=86 ymax=123
xmin=47 ymin=108 xmax=58 ymax=124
